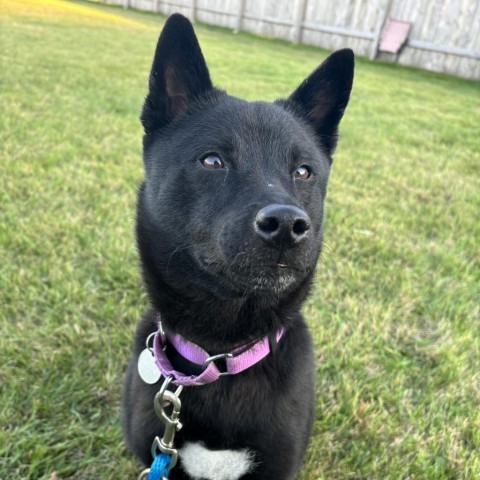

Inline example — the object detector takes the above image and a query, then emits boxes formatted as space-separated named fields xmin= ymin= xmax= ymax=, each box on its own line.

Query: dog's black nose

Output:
xmin=254 ymin=204 xmax=310 ymax=247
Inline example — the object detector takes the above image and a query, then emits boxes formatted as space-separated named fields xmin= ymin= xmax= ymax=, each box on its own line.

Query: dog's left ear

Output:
xmin=286 ymin=49 xmax=354 ymax=155
xmin=141 ymin=14 xmax=213 ymax=133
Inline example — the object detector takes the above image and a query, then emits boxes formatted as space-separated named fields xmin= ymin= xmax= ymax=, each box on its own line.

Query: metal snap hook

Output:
xmin=137 ymin=468 xmax=150 ymax=480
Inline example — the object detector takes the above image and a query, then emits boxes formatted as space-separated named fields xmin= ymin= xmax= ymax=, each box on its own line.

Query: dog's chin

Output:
xmin=231 ymin=270 xmax=300 ymax=294
xmin=197 ymin=255 xmax=306 ymax=296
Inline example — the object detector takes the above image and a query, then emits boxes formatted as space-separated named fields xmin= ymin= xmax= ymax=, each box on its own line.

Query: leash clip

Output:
xmin=138 ymin=375 xmax=183 ymax=479
xmin=153 ymin=376 xmax=183 ymax=470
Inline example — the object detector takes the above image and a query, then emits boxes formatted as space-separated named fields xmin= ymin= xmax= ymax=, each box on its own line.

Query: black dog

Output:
xmin=122 ymin=14 xmax=353 ymax=480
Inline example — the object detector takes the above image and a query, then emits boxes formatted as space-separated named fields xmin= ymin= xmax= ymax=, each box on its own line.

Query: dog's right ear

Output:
xmin=141 ymin=14 xmax=213 ymax=133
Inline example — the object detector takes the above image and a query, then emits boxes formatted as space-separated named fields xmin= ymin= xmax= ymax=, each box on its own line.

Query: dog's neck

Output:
xmin=147 ymin=273 xmax=312 ymax=354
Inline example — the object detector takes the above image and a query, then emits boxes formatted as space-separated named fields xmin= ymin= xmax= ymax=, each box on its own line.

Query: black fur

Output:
xmin=122 ymin=14 xmax=353 ymax=480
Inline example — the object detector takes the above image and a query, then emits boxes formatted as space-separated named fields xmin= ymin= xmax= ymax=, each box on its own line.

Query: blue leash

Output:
xmin=148 ymin=453 xmax=172 ymax=480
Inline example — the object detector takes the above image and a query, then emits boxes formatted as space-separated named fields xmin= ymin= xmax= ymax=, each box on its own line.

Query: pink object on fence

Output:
xmin=379 ymin=19 xmax=412 ymax=54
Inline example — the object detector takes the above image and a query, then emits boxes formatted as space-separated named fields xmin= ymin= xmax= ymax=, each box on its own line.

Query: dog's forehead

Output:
xmin=218 ymin=97 xmax=297 ymax=140
xmin=199 ymin=96 xmax=317 ymax=161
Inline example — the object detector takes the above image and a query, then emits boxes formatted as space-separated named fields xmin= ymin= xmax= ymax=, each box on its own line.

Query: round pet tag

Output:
xmin=137 ymin=348 xmax=161 ymax=384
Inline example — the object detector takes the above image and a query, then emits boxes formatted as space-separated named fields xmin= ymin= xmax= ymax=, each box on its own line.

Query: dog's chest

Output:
xmin=179 ymin=442 xmax=254 ymax=480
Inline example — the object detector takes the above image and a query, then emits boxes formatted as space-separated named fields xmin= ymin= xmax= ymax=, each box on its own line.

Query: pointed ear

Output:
xmin=287 ymin=49 xmax=354 ymax=155
xmin=141 ymin=14 xmax=213 ymax=133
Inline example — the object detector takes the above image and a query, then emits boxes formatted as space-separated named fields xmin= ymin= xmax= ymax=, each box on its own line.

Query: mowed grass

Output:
xmin=1 ymin=0 xmax=479 ymax=478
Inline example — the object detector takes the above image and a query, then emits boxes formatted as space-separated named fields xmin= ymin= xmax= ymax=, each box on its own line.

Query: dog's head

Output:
xmin=137 ymin=14 xmax=353 ymax=316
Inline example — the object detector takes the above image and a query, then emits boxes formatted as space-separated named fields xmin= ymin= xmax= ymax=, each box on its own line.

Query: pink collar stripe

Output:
xmin=153 ymin=329 xmax=284 ymax=386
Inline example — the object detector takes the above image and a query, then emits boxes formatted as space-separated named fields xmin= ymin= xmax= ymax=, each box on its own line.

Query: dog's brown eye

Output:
xmin=294 ymin=165 xmax=311 ymax=180
xmin=201 ymin=154 xmax=225 ymax=169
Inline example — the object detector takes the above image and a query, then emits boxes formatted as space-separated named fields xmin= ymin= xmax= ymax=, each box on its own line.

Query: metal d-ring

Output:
xmin=203 ymin=352 xmax=234 ymax=377
xmin=147 ymin=318 xmax=168 ymax=354
xmin=156 ymin=374 xmax=183 ymax=408
xmin=157 ymin=318 xmax=167 ymax=351
xmin=158 ymin=374 xmax=174 ymax=399
xmin=146 ymin=332 xmax=156 ymax=354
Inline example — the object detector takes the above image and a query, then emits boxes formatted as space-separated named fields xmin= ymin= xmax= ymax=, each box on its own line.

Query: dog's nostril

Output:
xmin=255 ymin=204 xmax=311 ymax=247
xmin=293 ymin=218 xmax=310 ymax=236
xmin=257 ymin=216 xmax=279 ymax=233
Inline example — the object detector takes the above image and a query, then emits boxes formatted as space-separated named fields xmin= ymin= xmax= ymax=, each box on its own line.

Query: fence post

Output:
xmin=190 ymin=0 xmax=196 ymax=22
xmin=292 ymin=0 xmax=307 ymax=43
xmin=123 ymin=0 xmax=129 ymax=9
xmin=370 ymin=0 xmax=393 ymax=59
xmin=234 ymin=0 xmax=246 ymax=33
xmin=155 ymin=0 xmax=160 ymax=14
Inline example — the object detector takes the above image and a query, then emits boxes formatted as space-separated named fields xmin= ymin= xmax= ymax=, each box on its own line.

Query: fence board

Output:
xmin=98 ymin=0 xmax=480 ymax=79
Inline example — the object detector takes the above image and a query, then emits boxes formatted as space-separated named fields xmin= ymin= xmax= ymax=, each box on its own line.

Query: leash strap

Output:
xmin=153 ymin=328 xmax=284 ymax=386
xmin=148 ymin=453 xmax=171 ymax=480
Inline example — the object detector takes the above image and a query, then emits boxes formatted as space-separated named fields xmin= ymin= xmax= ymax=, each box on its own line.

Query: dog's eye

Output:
xmin=294 ymin=165 xmax=311 ymax=180
xmin=201 ymin=154 xmax=225 ymax=169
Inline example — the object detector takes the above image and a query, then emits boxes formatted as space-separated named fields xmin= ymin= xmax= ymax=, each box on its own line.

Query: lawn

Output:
xmin=1 ymin=0 xmax=479 ymax=479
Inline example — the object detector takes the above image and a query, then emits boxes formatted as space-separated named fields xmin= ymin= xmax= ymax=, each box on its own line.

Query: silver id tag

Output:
xmin=137 ymin=348 xmax=162 ymax=385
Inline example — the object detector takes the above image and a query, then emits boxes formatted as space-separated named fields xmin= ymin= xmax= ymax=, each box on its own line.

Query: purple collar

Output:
xmin=153 ymin=327 xmax=285 ymax=386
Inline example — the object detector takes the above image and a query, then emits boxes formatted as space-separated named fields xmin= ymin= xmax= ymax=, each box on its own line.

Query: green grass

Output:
xmin=1 ymin=1 xmax=479 ymax=478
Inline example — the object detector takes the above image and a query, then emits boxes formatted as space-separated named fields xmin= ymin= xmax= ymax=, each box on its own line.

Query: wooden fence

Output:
xmin=99 ymin=0 xmax=480 ymax=80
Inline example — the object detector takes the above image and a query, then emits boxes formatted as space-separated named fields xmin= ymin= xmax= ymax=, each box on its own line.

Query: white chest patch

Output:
xmin=179 ymin=442 xmax=255 ymax=480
